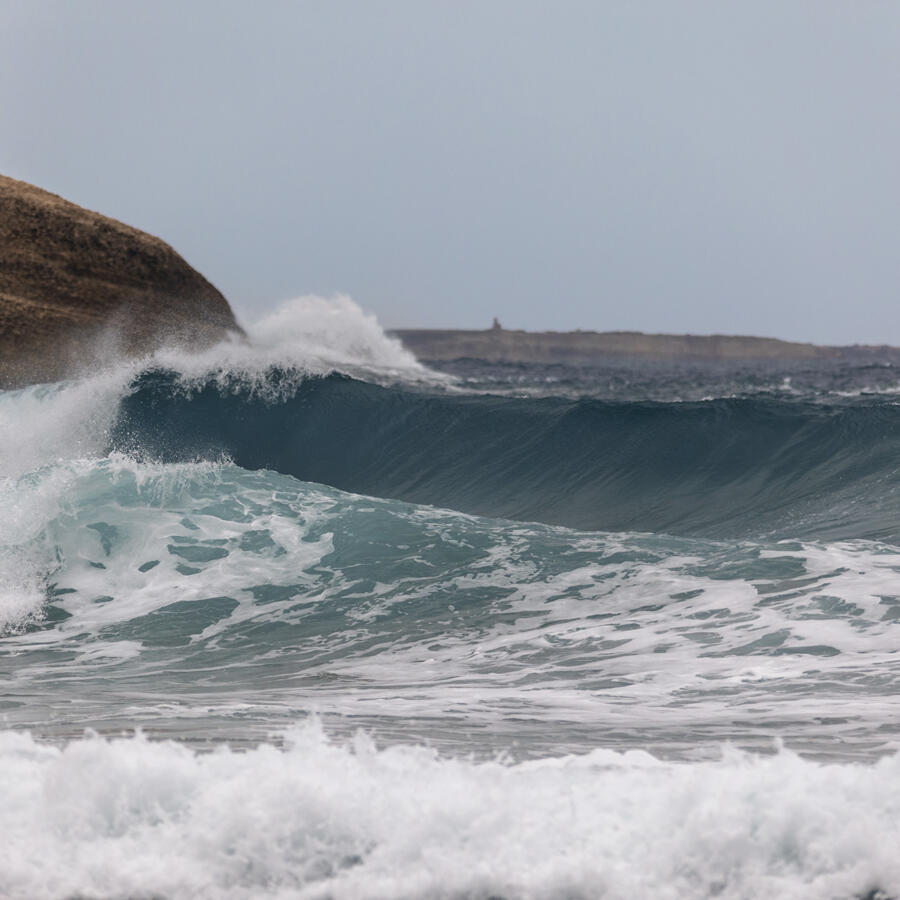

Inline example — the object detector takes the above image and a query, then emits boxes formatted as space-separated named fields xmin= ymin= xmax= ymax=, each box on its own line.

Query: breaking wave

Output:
xmin=3 ymin=723 xmax=899 ymax=900
xmin=110 ymin=368 xmax=900 ymax=542
xmin=5 ymin=293 xmax=900 ymax=900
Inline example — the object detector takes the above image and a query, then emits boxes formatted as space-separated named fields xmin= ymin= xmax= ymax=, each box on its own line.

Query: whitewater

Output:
xmin=3 ymin=296 xmax=900 ymax=900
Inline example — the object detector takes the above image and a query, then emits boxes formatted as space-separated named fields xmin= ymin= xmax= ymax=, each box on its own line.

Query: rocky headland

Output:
xmin=392 ymin=323 xmax=897 ymax=365
xmin=0 ymin=174 xmax=243 ymax=387
xmin=2 ymin=173 xmax=894 ymax=386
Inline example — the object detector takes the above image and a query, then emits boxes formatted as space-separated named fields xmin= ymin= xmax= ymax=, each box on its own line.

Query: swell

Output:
xmin=109 ymin=368 xmax=900 ymax=541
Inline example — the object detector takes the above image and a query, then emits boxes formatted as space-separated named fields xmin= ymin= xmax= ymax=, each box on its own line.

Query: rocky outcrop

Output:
xmin=0 ymin=175 xmax=243 ymax=387
xmin=392 ymin=327 xmax=846 ymax=364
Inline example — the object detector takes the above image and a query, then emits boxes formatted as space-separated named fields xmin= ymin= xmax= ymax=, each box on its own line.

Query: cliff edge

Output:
xmin=0 ymin=175 xmax=243 ymax=387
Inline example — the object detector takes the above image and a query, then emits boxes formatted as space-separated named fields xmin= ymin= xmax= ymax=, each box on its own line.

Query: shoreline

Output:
xmin=391 ymin=326 xmax=900 ymax=364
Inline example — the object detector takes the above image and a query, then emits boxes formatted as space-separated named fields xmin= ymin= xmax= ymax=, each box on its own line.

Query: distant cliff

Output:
xmin=0 ymin=175 xmax=243 ymax=387
xmin=391 ymin=327 xmax=852 ymax=364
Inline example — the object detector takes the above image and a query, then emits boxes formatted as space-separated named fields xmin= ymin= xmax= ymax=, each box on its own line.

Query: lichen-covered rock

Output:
xmin=0 ymin=175 xmax=243 ymax=387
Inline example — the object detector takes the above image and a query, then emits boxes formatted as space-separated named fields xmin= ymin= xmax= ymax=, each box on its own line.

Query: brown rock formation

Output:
xmin=0 ymin=174 xmax=243 ymax=387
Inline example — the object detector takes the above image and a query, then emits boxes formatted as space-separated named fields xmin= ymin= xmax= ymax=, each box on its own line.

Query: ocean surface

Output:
xmin=3 ymin=296 xmax=900 ymax=899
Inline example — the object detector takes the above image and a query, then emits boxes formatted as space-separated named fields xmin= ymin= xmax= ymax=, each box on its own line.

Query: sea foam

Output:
xmin=4 ymin=455 xmax=900 ymax=759
xmin=1 ymin=721 xmax=898 ymax=900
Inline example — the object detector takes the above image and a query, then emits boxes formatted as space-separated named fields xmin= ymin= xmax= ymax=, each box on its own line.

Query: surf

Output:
xmin=3 ymin=721 xmax=899 ymax=900
xmin=4 ymin=294 xmax=900 ymax=900
xmin=109 ymin=366 xmax=900 ymax=543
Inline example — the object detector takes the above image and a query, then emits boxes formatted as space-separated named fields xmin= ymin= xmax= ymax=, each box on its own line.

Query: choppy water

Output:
xmin=3 ymin=296 xmax=900 ymax=899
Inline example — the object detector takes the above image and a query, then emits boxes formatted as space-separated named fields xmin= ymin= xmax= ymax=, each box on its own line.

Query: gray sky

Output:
xmin=2 ymin=1 xmax=899 ymax=344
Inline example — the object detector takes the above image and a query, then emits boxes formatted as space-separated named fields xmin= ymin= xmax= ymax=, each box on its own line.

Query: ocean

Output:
xmin=2 ymin=296 xmax=900 ymax=900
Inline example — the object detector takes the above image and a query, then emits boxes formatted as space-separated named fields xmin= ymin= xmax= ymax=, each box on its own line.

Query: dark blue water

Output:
xmin=112 ymin=363 xmax=900 ymax=541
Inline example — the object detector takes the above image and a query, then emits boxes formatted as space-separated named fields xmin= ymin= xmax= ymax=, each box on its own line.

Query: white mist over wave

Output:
xmin=248 ymin=294 xmax=421 ymax=370
xmin=153 ymin=293 xmax=443 ymax=389
xmin=1 ymin=721 xmax=899 ymax=900
xmin=0 ymin=294 xmax=436 ymax=629
xmin=0 ymin=294 xmax=442 ymax=481
xmin=0 ymin=375 xmax=127 ymax=478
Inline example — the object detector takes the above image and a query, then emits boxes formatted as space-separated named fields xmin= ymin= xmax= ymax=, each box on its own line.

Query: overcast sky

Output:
xmin=2 ymin=1 xmax=899 ymax=343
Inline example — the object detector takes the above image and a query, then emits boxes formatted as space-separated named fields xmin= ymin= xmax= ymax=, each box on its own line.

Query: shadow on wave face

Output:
xmin=109 ymin=367 xmax=900 ymax=543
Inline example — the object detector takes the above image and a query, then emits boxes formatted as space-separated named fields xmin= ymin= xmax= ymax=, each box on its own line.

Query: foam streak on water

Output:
xmin=2 ymin=456 xmax=900 ymax=761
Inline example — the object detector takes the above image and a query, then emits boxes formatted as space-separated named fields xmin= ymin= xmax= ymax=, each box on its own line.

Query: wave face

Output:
xmin=111 ymin=367 xmax=900 ymax=542
xmin=4 ymin=298 xmax=900 ymax=899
